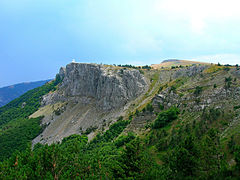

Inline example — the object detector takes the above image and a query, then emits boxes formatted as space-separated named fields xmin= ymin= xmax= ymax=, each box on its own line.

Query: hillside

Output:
xmin=0 ymin=62 xmax=240 ymax=179
xmin=0 ymin=80 xmax=50 ymax=107
xmin=151 ymin=59 xmax=211 ymax=69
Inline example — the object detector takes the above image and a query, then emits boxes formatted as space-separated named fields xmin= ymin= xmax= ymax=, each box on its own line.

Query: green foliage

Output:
xmin=0 ymin=79 xmax=61 ymax=161
xmin=225 ymin=76 xmax=232 ymax=89
xmin=202 ymin=108 xmax=221 ymax=123
xmin=158 ymin=102 xmax=164 ymax=110
xmin=91 ymin=120 xmax=130 ymax=144
xmin=146 ymin=103 xmax=154 ymax=112
xmin=152 ymin=107 xmax=180 ymax=129
xmin=170 ymin=85 xmax=176 ymax=93
xmin=234 ymin=146 xmax=240 ymax=170
xmin=228 ymin=135 xmax=236 ymax=154
xmin=83 ymin=126 xmax=97 ymax=135
xmin=224 ymin=67 xmax=230 ymax=71
xmin=54 ymin=74 xmax=63 ymax=86
xmin=234 ymin=105 xmax=240 ymax=110
xmin=194 ymin=86 xmax=203 ymax=96
xmin=135 ymin=109 xmax=139 ymax=116
xmin=138 ymin=69 xmax=144 ymax=74
xmin=142 ymin=65 xmax=152 ymax=69
xmin=156 ymin=138 xmax=168 ymax=151
xmin=167 ymin=136 xmax=199 ymax=178
xmin=0 ymin=117 xmax=43 ymax=161
xmin=114 ymin=132 xmax=135 ymax=148
xmin=0 ymin=81 xmax=58 ymax=126
xmin=165 ymin=129 xmax=228 ymax=179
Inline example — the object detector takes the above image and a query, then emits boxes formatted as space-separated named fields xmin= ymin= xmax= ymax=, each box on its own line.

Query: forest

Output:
xmin=0 ymin=105 xmax=240 ymax=179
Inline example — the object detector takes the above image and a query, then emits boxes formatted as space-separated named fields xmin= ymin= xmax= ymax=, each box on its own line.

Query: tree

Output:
xmin=166 ymin=135 xmax=199 ymax=178
xmin=224 ymin=76 xmax=232 ymax=89
xmin=153 ymin=107 xmax=179 ymax=129
xmin=235 ymin=146 xmax=240 ymax=171
xmin=199 ymin=128 xmax=224 ymax=179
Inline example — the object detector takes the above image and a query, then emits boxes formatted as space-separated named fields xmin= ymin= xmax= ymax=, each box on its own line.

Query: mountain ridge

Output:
xmin=0 ymin=80 xmax=50 ymax=107
xmin=1 ymin=62 xmax=240 ymax=179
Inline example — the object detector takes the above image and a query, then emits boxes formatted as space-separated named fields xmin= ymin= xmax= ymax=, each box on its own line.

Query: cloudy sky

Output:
xmin=0 ymin=0 xmax=240 ymax=87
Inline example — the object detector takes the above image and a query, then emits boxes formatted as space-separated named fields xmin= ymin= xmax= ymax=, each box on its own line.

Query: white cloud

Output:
xmin=153 ymin=0 xmax=240 ymax=34
xmin=191 ymin=54 xmax=240 ymax=65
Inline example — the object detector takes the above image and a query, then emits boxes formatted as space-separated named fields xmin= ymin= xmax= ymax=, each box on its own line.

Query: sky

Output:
xmin=0 ymin=0 xmax=240 ymax=87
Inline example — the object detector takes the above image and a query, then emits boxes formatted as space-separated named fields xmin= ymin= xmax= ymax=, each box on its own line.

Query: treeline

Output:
xmin=116 ymin=64 xmax=152 ymax=69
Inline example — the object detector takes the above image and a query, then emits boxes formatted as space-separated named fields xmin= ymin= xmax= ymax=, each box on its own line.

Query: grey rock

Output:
xmin=33 ymin=62 xmax=149 ymax=145
xmin=43 ymin=63 xmax=148 ymax=110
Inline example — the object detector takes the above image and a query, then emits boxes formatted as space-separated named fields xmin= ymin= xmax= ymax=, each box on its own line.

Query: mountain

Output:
xmin=151 ymin=59 xmax=211 ymax=69
xmin=0 ymin=62 xmax=240 ymax=179
xmin=0 ymin=80 xmax=50 ymax=107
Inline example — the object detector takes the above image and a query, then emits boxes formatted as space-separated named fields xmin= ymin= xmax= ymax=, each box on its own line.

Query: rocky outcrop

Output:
xmin=173 ymin=65 xmax=207 ymax=78
xmin=34 ymin=62 xmax=149 ymax=145
xmin=42 ymin=63 xmax=147 ymax=110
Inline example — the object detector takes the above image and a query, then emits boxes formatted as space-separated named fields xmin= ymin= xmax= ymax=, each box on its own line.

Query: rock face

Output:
xmin=43 ymin=63 xmax=147 ymax=110
xmin=34 ymin=62 xmax=148 ymax=145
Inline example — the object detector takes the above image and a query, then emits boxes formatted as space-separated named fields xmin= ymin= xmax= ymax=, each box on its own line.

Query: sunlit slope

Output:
xmin=151 ymin=59 xmax=211 ymax=69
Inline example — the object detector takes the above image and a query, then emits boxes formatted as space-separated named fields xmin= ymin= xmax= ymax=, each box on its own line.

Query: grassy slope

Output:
xmin=151 ymin=59 xmax=211 ymax=69
xmin=132 ymin=65 xmax=240 ymax=165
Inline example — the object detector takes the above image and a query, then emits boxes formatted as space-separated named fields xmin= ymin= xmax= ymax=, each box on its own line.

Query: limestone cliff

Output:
xmin=32 ymin=62 xmax=148 ymax=145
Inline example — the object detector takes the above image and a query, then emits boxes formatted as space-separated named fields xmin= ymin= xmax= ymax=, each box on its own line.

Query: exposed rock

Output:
xmin=42 ymin=63 xmax=147 ymax=110
xmin=173 ymin=65 xmax=207 ymax=78
xmin=33 ymin=62 xmax=149 ymax=145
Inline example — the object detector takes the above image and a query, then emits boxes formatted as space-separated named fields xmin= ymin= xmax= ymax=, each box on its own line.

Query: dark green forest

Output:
xmin=0 ymin=77 xmax=61 ymax=161
xmin=0 ymin=106 xmax=240 ymax=179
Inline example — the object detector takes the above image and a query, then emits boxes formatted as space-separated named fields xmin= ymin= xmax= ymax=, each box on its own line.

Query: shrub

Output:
xmin=170 ymin=86 xmax=176 ymax=93
xmin=146 ymin=103 xmax=154 ymax=112
xmin=152 ymin=107 xmax=180 ymax=129
xmin=83 ymin=126 xmax=97 ymax=135
xmin=224 ymin=76 xmax=232 ymax=89
xmin=194 ymin=86 xmax=203 ymax=96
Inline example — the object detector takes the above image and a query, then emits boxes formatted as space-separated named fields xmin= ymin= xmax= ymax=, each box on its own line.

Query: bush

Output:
xmin=114 ymin=133 xmax=135 ymax=148
xmin=83 ymin=126 xmax=97 ymax=135
xmin=152 ymin=107 xmax=180 ymax=129
xmin=194 ymin=86 xmax=203 ymax=96
xmin=146 ymin=103 xmax=154 ymax=112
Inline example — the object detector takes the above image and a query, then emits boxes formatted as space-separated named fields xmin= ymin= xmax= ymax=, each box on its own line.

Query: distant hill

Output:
xmin=0 ymin=80 xmax=50 ymax=107
xmin=151 ymin=59 xmax=211 ymax=69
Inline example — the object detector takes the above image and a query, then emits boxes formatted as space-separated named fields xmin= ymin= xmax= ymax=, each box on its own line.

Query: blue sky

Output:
xmin=0 ymin=0 xmax=240 ymax=87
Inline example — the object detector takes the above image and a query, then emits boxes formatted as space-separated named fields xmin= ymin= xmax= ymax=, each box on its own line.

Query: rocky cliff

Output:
xmin=54 ymin=62 xmax=147 ymax=110
xmin=32 ymin=62 xmax=148 ymax=145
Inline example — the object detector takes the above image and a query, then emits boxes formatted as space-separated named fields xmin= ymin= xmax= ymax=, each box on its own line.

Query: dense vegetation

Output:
xmin=0 ymin=76 xmax=61 ymax=161
xmin=1 ymin=106 xmax=240 ymax=179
